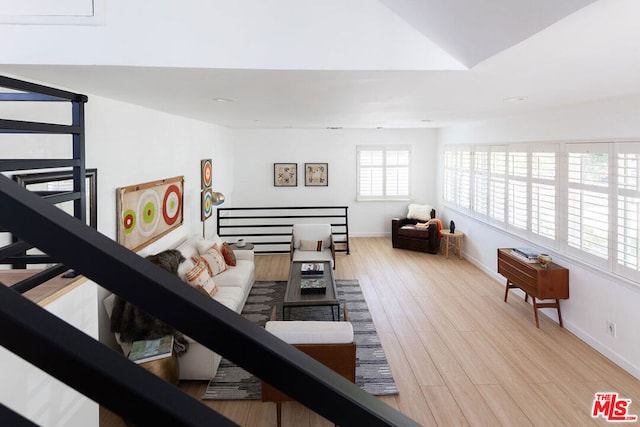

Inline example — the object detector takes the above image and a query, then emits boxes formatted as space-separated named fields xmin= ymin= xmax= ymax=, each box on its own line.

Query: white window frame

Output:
xmin=356 ymin=145 xmax=410 ymax=201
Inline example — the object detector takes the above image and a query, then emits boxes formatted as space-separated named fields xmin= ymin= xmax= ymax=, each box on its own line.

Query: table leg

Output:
xmin=556 ymin=299 xmax=563 ymax=327
xmin=532 ymin=296 xmax=540 ymax=328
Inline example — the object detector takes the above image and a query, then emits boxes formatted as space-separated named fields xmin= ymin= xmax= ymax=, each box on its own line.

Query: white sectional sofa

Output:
xmin=104 ymin=234 xmax=255 ymax=380
xmin=174 ymin=235 xmax=255 ymax=379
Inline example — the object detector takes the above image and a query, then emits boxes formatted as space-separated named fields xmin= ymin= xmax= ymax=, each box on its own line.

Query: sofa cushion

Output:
xmin=199 ymin=246 xmax=228 ymax=276
xmin=300 ymin=239 xmax=324 ymax=251
xmin=406 ymin=203 xmax=434 ymax=221
xmin=213 ymin=286 xmax=244 ymax=312
xmin=184 ymin=257 xmax=218 ymax=296
xmin=196 ymin=236 xmax=224 ymax=255
xmin=292 ymin=249 xmax=333 ymax=264
xmin=266 ymin=321 xmax=354 ymax=344
xmin=292 ymin=224 xmax=332 ymax=249
xmin=398 ymin=224 xmax=431 ymax=239
xmin=220 ymin=242 xmax=237 ymax=266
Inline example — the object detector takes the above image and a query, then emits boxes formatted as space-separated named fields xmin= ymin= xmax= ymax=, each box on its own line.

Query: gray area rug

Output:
xmin=202 ymin=279 xmax=399 ymax=399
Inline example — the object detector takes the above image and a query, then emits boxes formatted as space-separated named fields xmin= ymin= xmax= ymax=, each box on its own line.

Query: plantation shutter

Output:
xmin=616 ymin=143 xmax=640 ymax=281
xmin=531 ymin=148 xmax=556 ymax=241
xmin=567 ymin=144 xmax=609 ymax=263
xmin=357 ymin=146 xmax=409 ymax=200
xmin=386 ymin=149 xmax=409 ymax=197
xmin=473 ymin=149 xmax=489 ymax=216
xmin=507 ymin=150 xmax=528 ymax=231
xmin=489 ymin=147 xmax=506 ymax=223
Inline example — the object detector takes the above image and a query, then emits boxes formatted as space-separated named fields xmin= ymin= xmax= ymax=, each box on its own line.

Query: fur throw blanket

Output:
xmin=110 ymin=249 xmax=189 ymax=356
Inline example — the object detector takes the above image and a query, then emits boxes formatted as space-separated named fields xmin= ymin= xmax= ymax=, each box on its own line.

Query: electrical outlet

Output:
xmin=607 ymin=320 xmax=616 ymax=337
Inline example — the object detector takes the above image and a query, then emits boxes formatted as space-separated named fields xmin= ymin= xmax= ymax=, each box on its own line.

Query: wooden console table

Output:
xmin=497 ymin=248 xmax=569 ymax=328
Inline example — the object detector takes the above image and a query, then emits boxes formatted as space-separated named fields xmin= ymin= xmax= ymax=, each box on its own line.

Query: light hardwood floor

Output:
xmin=101 ymin=237 xmax=640 ymax=426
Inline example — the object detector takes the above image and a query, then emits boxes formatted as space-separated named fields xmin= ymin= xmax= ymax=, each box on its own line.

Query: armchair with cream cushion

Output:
xmin=290 ymin=223 xmax=335 ymax=269
xmin=392 ymin=204 xmax=441 ymax=254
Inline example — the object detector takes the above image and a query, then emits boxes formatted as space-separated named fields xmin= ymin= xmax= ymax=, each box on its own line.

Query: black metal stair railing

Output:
xmin=217 ymin=206 xmax=350 ymax=254
xmin=0 ymin=175 xmax=420 ymax=426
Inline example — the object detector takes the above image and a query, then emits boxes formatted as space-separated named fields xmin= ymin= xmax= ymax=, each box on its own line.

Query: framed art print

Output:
xmin=201 ymin=189 xmax=213 ymax=220
xmin=201 ymin=158 xmax=212 ymax=189
xmin=116 ymin=176 xmax=184 ymax=251
xmin=274 ymin=163 xmax=297 ymax=187
xmin=305 ymin=163 xmax=328 ymax=186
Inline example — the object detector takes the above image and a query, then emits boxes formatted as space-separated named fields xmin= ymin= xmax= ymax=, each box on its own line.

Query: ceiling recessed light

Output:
xmin=212 ymin=97 xmax=235 ymax=103
xmin=421 ymin=119 xmax=433 ymax=122
xmin=503 ymin=96 xmax=527 ymax=102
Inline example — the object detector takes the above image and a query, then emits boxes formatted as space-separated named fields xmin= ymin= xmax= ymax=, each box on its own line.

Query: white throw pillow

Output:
xmin=184 ymin=257 xmax=217 ymax=296
xmin=199 ymin=245 xmax=228 ymax=276
xmin=407 ymin=204 xmax=434 ymax=221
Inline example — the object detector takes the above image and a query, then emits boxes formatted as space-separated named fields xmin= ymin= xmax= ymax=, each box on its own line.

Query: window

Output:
xmin=616 ymin=143 xmax=640 ymax=281
xmin=567 ymin=145 xmax=609 ymax=263
xmin=357 ymin=145 xmax=410 ymax=200
xmin=507 ymin=149 xmax=528 ymax=231
xmin=531 ymin=149 xmax=556 ymax=240
xmin=473 ymin=149 xmax=489 ymax=216
xmin=489 ymin=148 xmax=507 ymax=223
xmin=443 ymin=141 xmax=640 ymax=286
xmin=443 ymin=147 xmax=471 ymax=209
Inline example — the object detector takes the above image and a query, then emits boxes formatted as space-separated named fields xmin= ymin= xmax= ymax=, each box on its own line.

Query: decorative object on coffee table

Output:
xmin=284 ymin=261 xmax=338 ymax=319
xmin=449 ymin=219 xmax=456 ymax=234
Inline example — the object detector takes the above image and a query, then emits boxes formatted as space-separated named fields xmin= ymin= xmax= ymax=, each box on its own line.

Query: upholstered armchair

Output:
xmin=391 ymin=204 xmax=441 ymax=254
xmin=290 ymin=223 xmax=336 ymax=269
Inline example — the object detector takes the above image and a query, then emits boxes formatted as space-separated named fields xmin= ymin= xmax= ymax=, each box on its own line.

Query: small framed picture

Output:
xmin=274 ymin=163 xmax=297 ymax=187
xmin=305 ymin=163 xmax=328 ymax=186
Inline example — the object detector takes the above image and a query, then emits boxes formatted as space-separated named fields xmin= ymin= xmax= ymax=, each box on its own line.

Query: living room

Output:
xmin=2 ymin=0 xmax=640 ymax=425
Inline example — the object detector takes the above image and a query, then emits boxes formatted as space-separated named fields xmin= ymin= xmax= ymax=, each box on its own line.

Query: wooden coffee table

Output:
xmin=283 ymin=261 xmax=340 ymax=321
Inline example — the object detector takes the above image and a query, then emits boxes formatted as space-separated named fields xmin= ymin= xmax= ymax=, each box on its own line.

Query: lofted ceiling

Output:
xmin=2 ymin=0 xmax=638 ymax=130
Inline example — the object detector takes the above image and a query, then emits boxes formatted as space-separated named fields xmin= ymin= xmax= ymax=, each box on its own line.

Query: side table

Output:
xmin=441 ymin=229 xmax=464 ymax=259
xmin=229 ymin=242 xmax=254 ymax=251
xmin=138 ymin=353 xmax=179 ymax=385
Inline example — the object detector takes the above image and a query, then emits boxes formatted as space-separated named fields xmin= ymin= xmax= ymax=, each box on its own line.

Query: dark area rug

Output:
xmin=202 ymin=279 xmax=399 ymax=399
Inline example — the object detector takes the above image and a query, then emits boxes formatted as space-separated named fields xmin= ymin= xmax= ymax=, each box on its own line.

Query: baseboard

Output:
xmin=463 ymin=252 xmax=640 ymax=381
xmin=563 ymin=321 xmax=640 ymax=381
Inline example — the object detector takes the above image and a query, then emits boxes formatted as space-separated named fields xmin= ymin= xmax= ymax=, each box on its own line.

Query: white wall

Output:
xmin=231 ymin=128 xmax=438 ymax=236
xmin=81 ymin=95 xmax=235 ymax=348
xmin=1 ymin=89 xmax=236 ymax=348
xmin=436 ymin=95 xmax=640 ymax=380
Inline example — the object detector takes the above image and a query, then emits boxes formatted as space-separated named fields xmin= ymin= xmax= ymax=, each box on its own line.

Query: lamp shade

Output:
xmin=212 ymin=192 xmax=225 ymax=206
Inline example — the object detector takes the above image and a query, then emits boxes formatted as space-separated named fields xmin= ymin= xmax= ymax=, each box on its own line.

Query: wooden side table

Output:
xmin=229 ymin=242 xmax=254 ymax=251
xmin=138 ymin=353 xmax=180 ymax=385
xmin=441 ymin=229 xmax=464 ymax=259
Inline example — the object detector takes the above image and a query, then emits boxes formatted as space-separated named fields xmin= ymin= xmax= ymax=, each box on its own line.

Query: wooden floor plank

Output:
xmin=99 ymin=237 xmax=640 ymax=427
